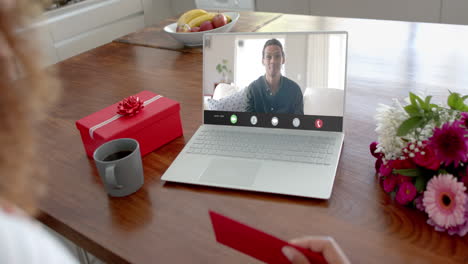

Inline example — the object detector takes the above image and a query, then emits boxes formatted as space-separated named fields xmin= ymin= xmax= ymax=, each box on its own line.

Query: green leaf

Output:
xmin=397 ymin=116 xmax=424 ymax=137
xmin=433 ymin=111 xmax=441 ymax=127
xmin=409 ymin=92 xmax=418 ymax=106
xmin=409 ymin=93 xmax=428 ymax=112
xmin=460 ymin=101 xmax=468 ymax=111
xmin=429 ymin=104 xmax=438 ymax=109
xmin=393 ymin=168 xmax=424 ymax=177
xmin=404 ymin=105 xmax=421 ymax=117
xmin=422 ymin=96 xmax=432 ymax=111
xmin=415 ymin=175 xmax=427 ymax=192
xmin=415 ymin=96 xmax=425 ymax=108
xmin=424 ymin=95 xmax=432 ymax=105
xmin=448 ymin=92 xmax=462 ymax=110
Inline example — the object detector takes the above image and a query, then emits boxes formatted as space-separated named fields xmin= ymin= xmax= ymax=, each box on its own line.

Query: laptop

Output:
xmin=161 ymin=31 xmax=348 ymax=199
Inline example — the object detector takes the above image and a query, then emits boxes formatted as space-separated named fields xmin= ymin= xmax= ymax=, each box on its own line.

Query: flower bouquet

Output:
xmin=370 ymin=92 xmax=468 ymax=236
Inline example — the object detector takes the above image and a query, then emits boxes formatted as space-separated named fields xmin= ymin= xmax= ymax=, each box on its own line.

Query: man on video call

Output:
xmin=245 ymin=39 xmax=304 ymax=115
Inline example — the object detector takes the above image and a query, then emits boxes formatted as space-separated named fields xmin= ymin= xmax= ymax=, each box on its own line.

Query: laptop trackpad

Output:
xmin=199 ymin=158 xmax=260 ymax=187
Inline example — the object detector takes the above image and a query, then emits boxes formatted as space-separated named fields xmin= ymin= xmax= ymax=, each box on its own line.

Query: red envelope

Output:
xmin=209 ymin=211 xmax=327 ymax=264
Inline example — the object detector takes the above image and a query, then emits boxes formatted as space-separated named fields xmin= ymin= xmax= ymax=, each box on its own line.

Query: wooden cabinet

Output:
xmin=255 ymin=0 xmax=468 ymax=25
xmin=441 ymin=0 xmax=468 ymax=25
xmin=169 ymin=0 xmax=466 ymax=25
xmin=47 ymin=0 xmax=144 ymax=61
xmin=256 ymin=0 xmax=309 ymax=15
xmin=255 ymin=0 xmax=440 ymax=23
xmin=37 ymin=0 xmax=147 ymax=65
xmin=171 ymin=0 xmax=256 ymax=15
xmin=308 ymin=0 xmax=440 ymax=23
xmin=142 ymin=0 xmax=172 ymax=26
xmin=21 ymin=22 xmax=60 ymax=66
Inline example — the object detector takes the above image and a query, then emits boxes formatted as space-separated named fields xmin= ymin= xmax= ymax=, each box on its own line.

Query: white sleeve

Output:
xmin=0 ymin=212 xmax=78 ymax=264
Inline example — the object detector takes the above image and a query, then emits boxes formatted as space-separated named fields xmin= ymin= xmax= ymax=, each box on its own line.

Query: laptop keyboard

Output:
xmin=186 ymin=129 xmax=336 ymax=165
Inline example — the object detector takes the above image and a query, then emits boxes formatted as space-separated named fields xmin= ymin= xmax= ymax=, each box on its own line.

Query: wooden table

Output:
xmin=38 ymin=12 xmax=468 ymax=264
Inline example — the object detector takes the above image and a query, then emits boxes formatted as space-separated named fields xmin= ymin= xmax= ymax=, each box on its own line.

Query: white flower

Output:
xmin=374 ymin=100 xmax=408 ymax=160
xmin=374 ymin=95 xmax=459 ymax=161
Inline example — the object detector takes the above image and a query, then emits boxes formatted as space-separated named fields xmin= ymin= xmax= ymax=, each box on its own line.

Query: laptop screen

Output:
xmin=203 ymin=32 xmax=347 ymax=132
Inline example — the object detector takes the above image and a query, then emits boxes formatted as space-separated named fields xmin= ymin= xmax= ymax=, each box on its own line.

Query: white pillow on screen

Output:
xmin=303 ymin=88 xmax=344 ymax=116
xmin=213 ymin=83 xmax=238 ymax=100
xmin=206 ymin=89 xmax=247 ymax=112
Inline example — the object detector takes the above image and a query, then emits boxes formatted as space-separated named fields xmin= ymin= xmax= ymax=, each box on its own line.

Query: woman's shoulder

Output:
xmin=0 ymin=211 xmax=78 ymax=264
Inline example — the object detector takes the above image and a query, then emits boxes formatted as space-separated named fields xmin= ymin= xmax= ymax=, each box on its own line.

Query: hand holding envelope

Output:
xmin=209 ymin=211 xmax=350 ymax=264
xmin=283 ymin=237 xmax=351 ymax=264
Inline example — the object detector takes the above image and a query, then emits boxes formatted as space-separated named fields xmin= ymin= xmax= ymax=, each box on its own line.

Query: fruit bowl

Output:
xmin=163 ymin=12 xmax=240 ymax=47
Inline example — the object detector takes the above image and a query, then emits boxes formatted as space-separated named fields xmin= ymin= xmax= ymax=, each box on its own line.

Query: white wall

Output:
xmin=284 ymin=34 xmax=308 ymax=92
xmin=306 ymin=33 xmax=347 ymax=91
xmin=203 ymin=35 xmax=236 ymax=95
xmin=171 ymin=0 xmax=196 ymax=16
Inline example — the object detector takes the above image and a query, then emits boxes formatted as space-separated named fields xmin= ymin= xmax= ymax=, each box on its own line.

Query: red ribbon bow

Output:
xmin=117 ymin=96 xmax=144 ymax=116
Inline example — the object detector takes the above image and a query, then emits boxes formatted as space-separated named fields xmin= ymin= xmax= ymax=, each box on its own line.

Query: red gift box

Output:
xmin=76 ymin=91 xmax=183 ymax=157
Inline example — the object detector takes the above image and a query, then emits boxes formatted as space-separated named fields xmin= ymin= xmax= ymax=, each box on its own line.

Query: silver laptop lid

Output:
xmin=203 ymin=31 xmax=348 ymax=132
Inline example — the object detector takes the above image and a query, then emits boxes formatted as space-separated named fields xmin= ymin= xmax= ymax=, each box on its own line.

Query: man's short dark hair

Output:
xmin=262 ymin=39 xmax=285 ymax=58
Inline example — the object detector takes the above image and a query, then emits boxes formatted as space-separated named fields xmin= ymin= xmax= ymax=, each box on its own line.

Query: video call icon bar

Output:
xmin=205 ymin=111 xmax=343 ymax=132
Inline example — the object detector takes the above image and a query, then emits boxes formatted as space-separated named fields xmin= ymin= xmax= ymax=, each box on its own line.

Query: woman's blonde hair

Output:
xmin=0 ymin=0 xmax=60 ymax=215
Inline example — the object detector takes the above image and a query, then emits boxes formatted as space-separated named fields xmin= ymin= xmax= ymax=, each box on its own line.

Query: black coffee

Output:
xmin=103 ymin=150 xmax=132 ymax=161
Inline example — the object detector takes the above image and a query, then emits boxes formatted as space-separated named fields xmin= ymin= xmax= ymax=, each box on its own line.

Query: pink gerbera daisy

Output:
xmin=423 ymin=174 xmax=467 ymax=228
xmin=428 ymin=121 xmax=468 ymax=167
xmin=414 ymin=195 xmax=425 ymax=211
xmin=427 ymin=202 xmax=468 ymax=236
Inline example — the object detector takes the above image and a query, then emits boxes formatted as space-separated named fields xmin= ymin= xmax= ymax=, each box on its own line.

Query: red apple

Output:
xmin=191 ymin=26 xmax=200 ymax=32
xmin=200 ymin=21 xmax=214 ymax=31
xmin=212 ymin=13 xmax=227 ymax=28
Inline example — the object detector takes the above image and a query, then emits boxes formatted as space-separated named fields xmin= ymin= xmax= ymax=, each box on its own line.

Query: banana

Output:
xmin=187 ymin=12 xmax=216 ymax=28
xmin=226 ymin=14 xmax=232 ymax=23
xmin=177 ymin=9 xmax=207 ymax=27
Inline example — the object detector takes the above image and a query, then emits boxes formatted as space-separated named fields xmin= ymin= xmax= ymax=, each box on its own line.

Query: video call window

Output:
xmin=203 ymin=32 xmax=347 ymax=117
